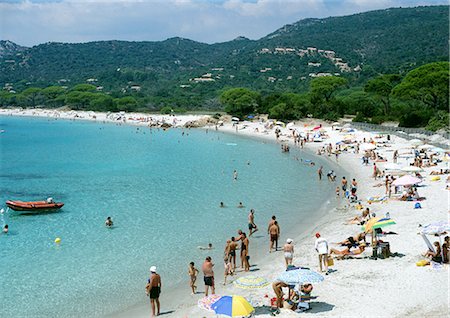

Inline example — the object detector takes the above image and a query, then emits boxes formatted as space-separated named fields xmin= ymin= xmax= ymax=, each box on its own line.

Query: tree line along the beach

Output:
xmin=0 ymin=61 xmax=448 ymax=131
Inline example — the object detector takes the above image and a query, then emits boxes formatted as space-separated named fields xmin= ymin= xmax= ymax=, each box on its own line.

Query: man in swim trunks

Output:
xmin=269 ymin=221 xmax=280 ymax=252
xmin=145 ymin=266 xmax=161 ymax=317
xmin=202 ymin=256 xmax=215 ymax=296
xmin=248 ymin=209 xmax=258 ymax=236
xmin=229 ymin=237 xmax=238 ymax=270
xmin=341 ymin=177 xmax=348 ymax=195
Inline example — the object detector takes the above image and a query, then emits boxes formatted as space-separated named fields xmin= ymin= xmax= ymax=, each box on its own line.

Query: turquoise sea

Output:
xmin=0 ymin=116 xmax=338 ymax=317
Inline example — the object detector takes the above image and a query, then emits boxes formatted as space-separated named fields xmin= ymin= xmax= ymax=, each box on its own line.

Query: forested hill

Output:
xmin=0 ymin=5 xmax=448 ymax=97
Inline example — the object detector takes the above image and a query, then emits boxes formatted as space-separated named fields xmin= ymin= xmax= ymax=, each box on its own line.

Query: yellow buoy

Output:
xmin=54 ymin=237 xmax=61 ymax=244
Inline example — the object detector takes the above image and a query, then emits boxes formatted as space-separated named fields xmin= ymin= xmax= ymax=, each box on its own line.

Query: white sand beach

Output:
xmin=1 ymin=108 xmax=449 ymax=317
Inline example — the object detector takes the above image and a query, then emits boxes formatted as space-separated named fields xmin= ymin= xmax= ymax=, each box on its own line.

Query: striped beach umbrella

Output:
xmin=276 ymin=268 xmax=324 ymax=285
xmin=198 ymin=294 xmax=222 ymax=312
xmin=371 ymin=218 xmax=396 ymax=230
xmin=233 ymin=275 xmax=270 ymax=290
xmin=211 ymin=295 xmax=254 ymax=317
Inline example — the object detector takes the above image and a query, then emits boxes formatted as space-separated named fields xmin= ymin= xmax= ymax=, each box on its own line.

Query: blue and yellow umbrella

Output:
xmin=211 ymin=295 xmax=254 ymax=317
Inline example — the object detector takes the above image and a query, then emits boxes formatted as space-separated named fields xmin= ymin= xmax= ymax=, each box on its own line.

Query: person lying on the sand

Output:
xmin=430 ymin=169 xmax=444 ymax=175
xmin=330 ymin=243 xmax=366 ymax=256
xmin=337 ymin=232 xmax=366 ymax=248
xmin=346 ymin=208 xmax=370 ymax=225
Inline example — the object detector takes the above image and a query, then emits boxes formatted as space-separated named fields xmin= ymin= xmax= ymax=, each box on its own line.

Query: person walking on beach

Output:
xmin=318 ymin=166 xmax=323 ymax=180
xmin=315 ymin=233 xmax=329 ymax=274
xmin=269 ymin=221 xmax=280 ymax=252
xmin=248 ymin=209 xmax=258 ymax=236
xmin=283 ymin=238 xmax=294 ymax=267
xmin=202 ymin=256 xmax=215 ymax=296
xmin=351 ymin=178 xmax=358 ymax=195
xmin=341 ymin=177 xmax=348 ymax=196
xmin=145 ymin=266 xmax=161 ymax=317
xmin=188 ymin=262 xmax=199 ymax=294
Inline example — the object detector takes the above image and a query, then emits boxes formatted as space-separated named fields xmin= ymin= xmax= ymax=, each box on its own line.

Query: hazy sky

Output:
xmin=0 ymin=0 xmax=446 ymax=47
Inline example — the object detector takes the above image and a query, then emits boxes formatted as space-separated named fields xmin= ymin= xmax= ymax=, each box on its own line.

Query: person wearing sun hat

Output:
xmin=283 ymin=238 xmax=294 ymax=267
xmin=314 ymin=232 xmax=329 ymax=274
xmin=145 ymin=266 xmax=161 ymax=317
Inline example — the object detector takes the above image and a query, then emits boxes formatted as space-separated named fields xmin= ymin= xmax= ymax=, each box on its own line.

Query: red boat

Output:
xmin=6 ymin=199 xmax=64 ymax=212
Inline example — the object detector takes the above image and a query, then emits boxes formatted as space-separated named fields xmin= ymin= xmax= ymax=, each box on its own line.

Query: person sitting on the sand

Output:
xmin=424 ymin=241 xmax=442 ymax=263
xmin=330 ymin=243 xmax=366 ymax=256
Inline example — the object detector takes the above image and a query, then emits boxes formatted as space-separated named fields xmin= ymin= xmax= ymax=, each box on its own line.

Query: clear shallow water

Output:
xmin=0 ymin=116 xmax=337 ymax=317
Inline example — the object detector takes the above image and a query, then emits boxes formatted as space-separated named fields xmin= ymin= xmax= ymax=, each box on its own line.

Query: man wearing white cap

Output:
xmin=145 ymin=266 xmax=161 ymax=317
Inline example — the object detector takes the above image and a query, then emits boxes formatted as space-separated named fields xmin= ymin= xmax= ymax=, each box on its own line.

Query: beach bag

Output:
xmin=416 ymin=259 xmax=430 ymax=267
xmin=414 ymin=202 xmax=422 ymax=209
xmin=327 ymin=257 xmax=334 ymax=267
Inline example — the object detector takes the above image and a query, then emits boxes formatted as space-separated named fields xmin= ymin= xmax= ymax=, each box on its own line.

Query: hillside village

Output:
xmin=188 ymin=46 xmax=361 ymax=86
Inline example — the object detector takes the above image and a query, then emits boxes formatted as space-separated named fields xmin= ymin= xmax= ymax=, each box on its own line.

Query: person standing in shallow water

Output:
xmin=269 ymin=221 xmax=280 ymax=252
xmin=318 ymin=166 xmax=323 ymax=180
xmin=248 ymin=209 xmax=258 ymax=236
xmin=145 ymin=266 xmax=161 ymax=317
xmin=202 ymin=256 xmax=215 ymax=296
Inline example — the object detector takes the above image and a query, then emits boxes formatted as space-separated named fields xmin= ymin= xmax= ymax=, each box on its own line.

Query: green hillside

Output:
xmin=0 ymin=5 xmax=448 ymax=129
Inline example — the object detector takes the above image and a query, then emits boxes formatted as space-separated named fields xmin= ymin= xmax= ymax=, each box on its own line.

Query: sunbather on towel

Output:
xmin=337 ymin=232 xmax=366 ymax=248
xmin=330 ymin=243 xmax=366 ymax=256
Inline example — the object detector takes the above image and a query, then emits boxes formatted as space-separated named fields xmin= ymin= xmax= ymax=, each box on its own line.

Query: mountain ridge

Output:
xmin=1 ymin=5 xmax=448 ymax=99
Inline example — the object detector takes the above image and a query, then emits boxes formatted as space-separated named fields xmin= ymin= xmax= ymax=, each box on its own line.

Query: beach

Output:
xmin=1 ymin=108 xmax=449 ymax=318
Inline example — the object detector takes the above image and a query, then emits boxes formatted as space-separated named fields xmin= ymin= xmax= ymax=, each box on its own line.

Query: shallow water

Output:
xmin=0 ymin=116 xmax=338 ymax=317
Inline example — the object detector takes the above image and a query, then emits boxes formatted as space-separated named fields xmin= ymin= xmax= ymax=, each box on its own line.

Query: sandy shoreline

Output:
xmin=1 ymin=108 xmax=449 ymax=317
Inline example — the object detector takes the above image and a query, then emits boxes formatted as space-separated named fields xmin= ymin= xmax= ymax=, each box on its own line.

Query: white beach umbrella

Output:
xmin=286 ymin=122 xmax=295 ymax=129
xmin=401 ymin=166 xmax=423 ymax=172
xmin=360 ymin=143 xmax=376 ymax=151
xmin=231 ymin=117 xmax=240 ymax=122
xmin=392 ymin=175 xmax=422 ymax=186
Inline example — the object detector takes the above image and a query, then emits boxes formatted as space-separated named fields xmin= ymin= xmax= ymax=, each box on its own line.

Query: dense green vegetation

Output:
xmin=219 ymin=62 xmax=449 ymax=131
xmin=0 ymin=6 xmax=448 ymax=130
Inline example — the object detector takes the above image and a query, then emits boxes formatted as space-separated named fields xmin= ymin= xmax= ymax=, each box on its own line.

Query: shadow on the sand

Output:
xmin=158 ymin=310 xmax=175 ymax=316
xmin=253 ymin=302 xmax=334 ymax=316
xmin=307 ymin=301 xmax=335 ymax=313
xmin=249 ymin=268 xmax=260 ymax=272
xmin=253 ymin=305 xmax=273 ymax=316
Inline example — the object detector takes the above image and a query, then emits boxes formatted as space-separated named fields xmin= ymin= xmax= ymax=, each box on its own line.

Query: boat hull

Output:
xmin=6 ymin=200 xmax=64 ymax=212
